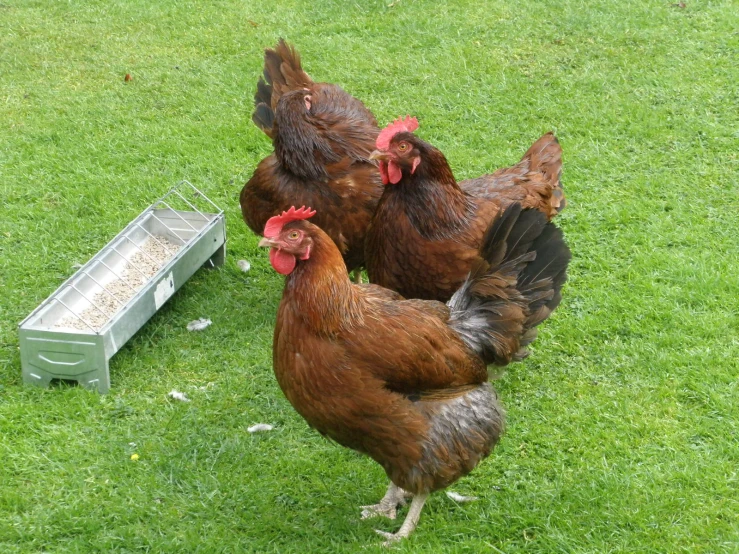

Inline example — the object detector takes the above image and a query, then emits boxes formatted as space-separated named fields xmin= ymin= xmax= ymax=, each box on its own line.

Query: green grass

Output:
xmin=1 ymin=0 xmax=738 ymax=552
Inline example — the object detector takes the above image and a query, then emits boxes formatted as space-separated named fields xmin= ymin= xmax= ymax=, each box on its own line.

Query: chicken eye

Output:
xmin=288 ymin=230 xmax=300 ymax=240
xmin=398 ymin=142 xmax=409 ymax=152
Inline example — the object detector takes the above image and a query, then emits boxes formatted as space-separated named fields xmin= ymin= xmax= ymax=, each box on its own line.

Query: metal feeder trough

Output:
xmin=19 ymin=180 xmax=226 ymax=393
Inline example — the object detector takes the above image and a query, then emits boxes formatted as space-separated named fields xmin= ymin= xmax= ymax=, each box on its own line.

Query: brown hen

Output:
xmin=240 ymin=40 xmax=383 ymax=272
xmin=258 ymin=203 xmax=570 ymax=543
xmin=365 ymin=116 xmax=565 ymax=301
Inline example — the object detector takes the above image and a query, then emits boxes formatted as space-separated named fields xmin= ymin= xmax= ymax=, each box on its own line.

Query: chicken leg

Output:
xmin=375 ymin=493 xmax=429 ymax=544
xmin=361 ymin=482 xmax=410 ymax=520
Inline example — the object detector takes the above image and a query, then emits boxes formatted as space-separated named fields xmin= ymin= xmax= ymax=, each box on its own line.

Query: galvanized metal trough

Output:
xmin=19 ymin=181 xmax=226 ymax=393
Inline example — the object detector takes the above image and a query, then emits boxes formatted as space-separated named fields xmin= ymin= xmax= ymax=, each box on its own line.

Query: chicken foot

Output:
xmin=375 ymin=492 xmax=429 ymax=544
xmin=360 ymin=483 xmax=410 ymax=520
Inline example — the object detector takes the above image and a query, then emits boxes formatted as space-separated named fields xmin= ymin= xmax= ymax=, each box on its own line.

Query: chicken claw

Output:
xmin=374 ymin=493 xmax=429 ymax=545
xmin=361 ymin=483 xmax=409 ymax=520
xmin=361 ymin=503 xmax=398 ymax=520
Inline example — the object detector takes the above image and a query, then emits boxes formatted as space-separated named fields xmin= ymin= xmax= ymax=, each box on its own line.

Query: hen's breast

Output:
xmin=273 ymin=308 xmax=430 ymax=470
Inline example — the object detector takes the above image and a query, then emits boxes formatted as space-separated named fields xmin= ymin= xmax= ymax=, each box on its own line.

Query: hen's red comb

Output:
xmin=263 ymin=206 xmax=317 ymax=238
xmin=376 ymin=115 xmax=419 ymax=150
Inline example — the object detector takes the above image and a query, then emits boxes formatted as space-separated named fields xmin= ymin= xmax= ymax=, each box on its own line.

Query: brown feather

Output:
xmin=366 ymin=132 xmax=565 ymax=302
xmin=365 ymin=130 xmax=571 ymax=364
xmin=270 ymin=221 xmax=503 ymax=495
xmin=461 ymin=132 xmax=564 ymax=219
xmin=242 ymin=40 xmax=383 ymax=272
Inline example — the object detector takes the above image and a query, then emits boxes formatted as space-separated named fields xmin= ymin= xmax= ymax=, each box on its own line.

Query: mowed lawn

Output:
xmin=1 ymin=0 xmax=738 ymax=552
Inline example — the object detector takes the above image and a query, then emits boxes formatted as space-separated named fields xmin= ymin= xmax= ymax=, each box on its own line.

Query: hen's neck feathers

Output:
xmin=273 ymin=108 xmax=339 ymax=182
xmin=389 ymin=143 xmax=476 ymax=240
xmin=283 ymin=226 xmax=364 ymax=334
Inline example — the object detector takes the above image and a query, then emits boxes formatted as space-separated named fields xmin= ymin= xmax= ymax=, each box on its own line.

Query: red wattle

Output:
xmin=270 ymin=248 xmax=296 ymax=275
xmin=388 ymin=161 xmax=402 ymax=184
xmin=379 ymin=161 xmax=389 ymax=185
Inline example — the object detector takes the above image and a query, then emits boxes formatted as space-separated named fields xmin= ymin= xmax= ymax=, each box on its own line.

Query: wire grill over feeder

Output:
xmin=19 ymin=181 xmax=226 ymax=392
xmin=56 ymin=236 xmax=183 ymax=332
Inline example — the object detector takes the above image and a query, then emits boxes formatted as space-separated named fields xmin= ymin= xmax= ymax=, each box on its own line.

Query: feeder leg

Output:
xmin=22 ymin=368 xmax=53 ymax=389
xmin=78 ymin=360 xmax=111 ymax=394
xmin=207 ymin=242 xmax=226 ymax=268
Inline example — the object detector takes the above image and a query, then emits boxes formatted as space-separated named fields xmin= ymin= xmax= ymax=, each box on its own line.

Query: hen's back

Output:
xmin=461 ymin=132 xmax=565 ymax=220
xmin=243 ymin=40 xmax=383 ymax=271
xmin=252 ymin=39 xmax=377 ymax=143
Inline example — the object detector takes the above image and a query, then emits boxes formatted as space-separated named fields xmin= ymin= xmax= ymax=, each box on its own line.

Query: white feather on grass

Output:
xmin=168 ymin=390 xmax=190 ymax=402
xmin=446 ymin=491 xmax=479 ymax=502
xmin=247 ymin=424 xmax=274 ymax=433
xmin=186 ymin=318 xmax=212 ymax=332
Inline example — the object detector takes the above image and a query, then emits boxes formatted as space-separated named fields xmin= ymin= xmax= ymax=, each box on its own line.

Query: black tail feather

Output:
xmin=519 ymin=222 xmax=571 ymax=322
xmin=449 ymin=204 xmax=570 ymax=366
xmin=252 ymin=102 xmax=275 ymax=135
xmin=255 ymin=70 xmax=273 ymax=110
xmin=251 ymin=39 xmax=312 ymax=138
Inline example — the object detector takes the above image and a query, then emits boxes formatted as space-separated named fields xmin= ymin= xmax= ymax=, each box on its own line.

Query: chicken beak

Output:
xmin=258 ymin=237 xmax=280 ymax=249
xmin=369 ymin=150 xmax=390 ymax=162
